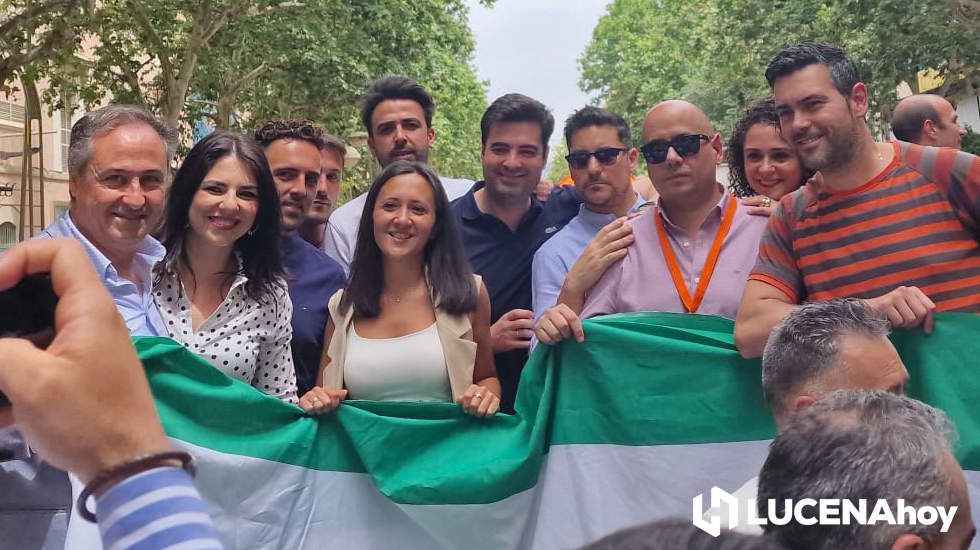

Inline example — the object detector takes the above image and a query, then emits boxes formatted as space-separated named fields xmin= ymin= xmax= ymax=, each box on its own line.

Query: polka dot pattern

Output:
xmin=153 ymin=269 xmax=298 ymax=404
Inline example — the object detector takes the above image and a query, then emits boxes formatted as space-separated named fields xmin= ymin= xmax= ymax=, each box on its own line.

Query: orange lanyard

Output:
xmin=654 ymin=197 xmax=737 ymax=313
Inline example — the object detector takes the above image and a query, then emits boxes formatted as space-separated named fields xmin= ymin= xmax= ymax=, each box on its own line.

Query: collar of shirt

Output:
xmin=655 ymin=185 xmax=729 ymax=234
xmin=456 ymin=180 xmax=544 ymax=229
xmin=44 ymin=210 xmax=164 ymax=283
xmin=576 ymin=193 xmax=646 ymax=230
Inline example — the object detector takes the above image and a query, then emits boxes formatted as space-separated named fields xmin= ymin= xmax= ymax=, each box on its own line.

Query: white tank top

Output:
xmin=344 ymin=322 xmax=451 ymax=402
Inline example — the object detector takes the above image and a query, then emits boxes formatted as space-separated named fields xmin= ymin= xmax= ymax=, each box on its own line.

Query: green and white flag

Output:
xmin=66 ymin=312 xmax=980 ymax=549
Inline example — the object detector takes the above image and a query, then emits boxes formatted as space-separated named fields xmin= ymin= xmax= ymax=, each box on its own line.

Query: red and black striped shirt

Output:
xmin=750 ymin=141 xmax=980 ymax=311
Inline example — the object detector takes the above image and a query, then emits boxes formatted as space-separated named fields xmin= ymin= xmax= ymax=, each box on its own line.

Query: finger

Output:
xmin=517 ymin=328 xmax=535 ymax=340
xmin=568 ymin=314 xmax=585 ymax=343
xmin=503 ymin=337 xmax=532 ymax=350
xmin=892 ymin=299 xmax=917 ymax=326
xmin=535 ymin=317 xmax=561 ymax=344
xmin=923 ymin=309 xmax=935 ymax=334
xmin=511 ymin=309 xmax=534 ymax=320
xmin=597 ymin=217 xmax=627 ymax=236
xmin=477 ymin=392 xmax=495 ymax=416
xmin=0 ymin=338 xmax=58 ymax=407
xmin=599 ymin=248 xmax=628 ymax=267
xmin=486 ymin=395 xmax=500 ymax=416
xmin=511 ymin=318 xmax=534 ymax=331
xmin=600 ymin=234 xmax=635 ymax=255
xmin=882 ymin=307 xmax=905 ymax=329
xmin=745 ymin=206 xmax=773 ymax=217
xmin=455 ymin=384 xmax=479 ymax=405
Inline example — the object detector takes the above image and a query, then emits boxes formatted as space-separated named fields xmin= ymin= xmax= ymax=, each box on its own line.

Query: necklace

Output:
xmin=654 ymin=197 xmax=737 ymax=313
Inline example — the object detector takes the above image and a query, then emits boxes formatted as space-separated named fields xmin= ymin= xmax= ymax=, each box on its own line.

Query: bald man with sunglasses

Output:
xmin=535 ymin=100 xmax=768 ymax=344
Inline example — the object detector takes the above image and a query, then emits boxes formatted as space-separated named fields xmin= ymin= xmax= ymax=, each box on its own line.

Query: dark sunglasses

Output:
xmin=640 ymin=134 xmax=710 ymax=164
xmin=565 ymin=147 xmax=627 ymax=169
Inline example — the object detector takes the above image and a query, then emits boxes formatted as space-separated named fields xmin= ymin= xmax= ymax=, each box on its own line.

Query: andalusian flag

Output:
xmin=65 ymin=313 xmax=980 ymax=549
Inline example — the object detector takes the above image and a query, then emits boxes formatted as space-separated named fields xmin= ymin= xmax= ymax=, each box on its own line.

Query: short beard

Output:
xmin=803 ymin=120 xmax=860 ymax=172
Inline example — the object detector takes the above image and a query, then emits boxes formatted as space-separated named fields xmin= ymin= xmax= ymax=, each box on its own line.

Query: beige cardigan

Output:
xmin=320 ymin=274 xmax=482 ymax=399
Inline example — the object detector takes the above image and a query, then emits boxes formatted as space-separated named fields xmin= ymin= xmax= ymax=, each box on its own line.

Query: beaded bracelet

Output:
xmin=77 ymin=450 xmax=196 ymax=523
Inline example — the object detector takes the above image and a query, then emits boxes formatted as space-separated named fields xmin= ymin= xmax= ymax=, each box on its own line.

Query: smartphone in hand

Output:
xmin=0 ymin=274 xmax=57 ymax=406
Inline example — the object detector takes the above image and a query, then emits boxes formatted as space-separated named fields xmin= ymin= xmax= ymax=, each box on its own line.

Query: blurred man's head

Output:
xmin=758 ymin=390 xmax=974 ymax=550
xmin=762 ymin=298 xmax=907 ymax=430
xmin=254 ymin=119 xmax=324 ymax=233
xmin=360 ymin=76 xmax=436 ymax=167
xmin=67 ymin=105 xmax=177 ymax=267
xmin=580 ymin=517 xmax=788 ymax=550
xmin=307 ymin=134 xmax=346 ymax=224
xmin=892 ymin=94 xmax=966 ymax=149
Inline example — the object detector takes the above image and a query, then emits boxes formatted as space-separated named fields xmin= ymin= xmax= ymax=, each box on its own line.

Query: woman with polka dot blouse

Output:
xmin=153 ymin=131 xmax=297 ymax=403
xmin=300 ymin=161 xmax=500 ymax=417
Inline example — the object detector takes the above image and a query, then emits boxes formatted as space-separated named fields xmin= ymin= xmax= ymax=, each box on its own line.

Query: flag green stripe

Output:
xmin=139 ymin=311 xmax=980 ymax=505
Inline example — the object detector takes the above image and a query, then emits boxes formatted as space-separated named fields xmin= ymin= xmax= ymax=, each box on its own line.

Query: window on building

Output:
xmin=0 ymin=100 xmax=25 ymax=126
xmin=59 ymin=95 xmax=77 ymax=172
xmin=0 ymin=222 xmax=16 ymax=252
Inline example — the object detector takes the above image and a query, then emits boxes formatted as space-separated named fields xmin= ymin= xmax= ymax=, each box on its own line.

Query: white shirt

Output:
xmin=344 ymin=322 xmax=451 ymax=402
xmin=153 ymin=269 xmax=298 ymax=403
xmin=323 ymin=176 xmax=474 ymax=273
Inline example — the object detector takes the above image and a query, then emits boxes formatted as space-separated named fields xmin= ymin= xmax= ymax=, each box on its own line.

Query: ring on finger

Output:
xmin=474 ymin=393 xmax=483 ymax=400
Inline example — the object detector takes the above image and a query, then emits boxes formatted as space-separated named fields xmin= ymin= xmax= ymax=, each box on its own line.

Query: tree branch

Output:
xmin=125 ymin=0 xmax=174 ymax=80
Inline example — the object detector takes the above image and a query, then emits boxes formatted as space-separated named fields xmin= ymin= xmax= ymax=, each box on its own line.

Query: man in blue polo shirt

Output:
xmin=451 ymin=94 xmax=580 ymax=413
xmin=254 ymin=120 xmax=346 ymax=396
xmin=531 ymin=106 xmax=646 ymax=321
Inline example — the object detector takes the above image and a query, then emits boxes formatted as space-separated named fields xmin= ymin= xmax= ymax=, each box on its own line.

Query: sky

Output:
xmin=465 ymin=0 xmax=611 ymax=150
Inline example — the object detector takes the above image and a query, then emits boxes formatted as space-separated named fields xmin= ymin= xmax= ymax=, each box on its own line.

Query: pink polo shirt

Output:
xmin=580 ymin=191 xmax=768 ymax=320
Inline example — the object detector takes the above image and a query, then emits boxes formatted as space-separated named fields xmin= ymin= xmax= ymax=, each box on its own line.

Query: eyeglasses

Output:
xmin=640 ymin=134 xmax=710 ymax=164
xmin=565 ymin=147 xmax=627 ymax=169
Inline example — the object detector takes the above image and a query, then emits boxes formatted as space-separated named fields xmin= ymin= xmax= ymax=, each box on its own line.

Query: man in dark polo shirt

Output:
xmin=451 ymin=94 xmax=579 ymax=413
xmin=254 ymin=120 xmax=346 ymax=395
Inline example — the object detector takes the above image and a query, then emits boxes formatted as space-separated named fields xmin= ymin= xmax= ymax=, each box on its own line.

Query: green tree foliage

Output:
xmin=24 ymin=0 xmax=488 ymax=177
xmin=545 ymin=141 xmax=569 ymax=184
xmin=580 ymin=0 xmax=980 ymax=142
xmin=0 ymin=0 xmax=91 ymax=88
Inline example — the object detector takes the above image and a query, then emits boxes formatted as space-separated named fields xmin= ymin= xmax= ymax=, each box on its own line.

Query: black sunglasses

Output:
xmin=640 ymin=134 xmax=710 ymax=164
xmin=565 ymin=147 xmax=627 ymax=169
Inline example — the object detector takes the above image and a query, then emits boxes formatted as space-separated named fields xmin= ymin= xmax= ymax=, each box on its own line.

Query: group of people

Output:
xmin=0 ymin=39 xmax=978 ymax=549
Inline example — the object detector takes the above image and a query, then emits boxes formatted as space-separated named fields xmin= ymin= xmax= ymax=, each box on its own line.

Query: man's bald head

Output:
xmin=638 ymin=100 xmax=722 ymax=211
xmin=641 ymin=100 xmax=714 ymax=142
xmin=892 ymin=94 xmax=965 ymax=148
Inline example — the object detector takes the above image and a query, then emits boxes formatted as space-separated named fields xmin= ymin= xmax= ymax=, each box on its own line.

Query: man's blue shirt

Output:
xmin=280 ymin=232 xmax=346 ymax=395
xmin=450 ymin=182 xmax=580 ymax=412
xmin=531 ymin=194 xmax=646 ymax=320
xmin=39 ymin=211 xmax=167 ymax=336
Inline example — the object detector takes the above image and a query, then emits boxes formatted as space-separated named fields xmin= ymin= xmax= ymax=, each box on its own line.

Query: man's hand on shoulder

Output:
xmin=562 ymin=217 xmax=634 ymax=297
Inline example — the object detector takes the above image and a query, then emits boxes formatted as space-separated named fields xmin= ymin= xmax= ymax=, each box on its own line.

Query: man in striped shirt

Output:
xmin=734 ymin=42 xmax=980 ymax=358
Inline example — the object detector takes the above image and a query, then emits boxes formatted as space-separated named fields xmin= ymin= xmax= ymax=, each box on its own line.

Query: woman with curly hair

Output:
xmin=727 ymin=97 xmax=812 ymax=215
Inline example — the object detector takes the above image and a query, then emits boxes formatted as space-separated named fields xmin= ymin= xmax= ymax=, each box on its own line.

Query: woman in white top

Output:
xmin=154 ymin=131 xmax=297 ymax=403
xmin=301 ymin=161 xmax=500 ymax=417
